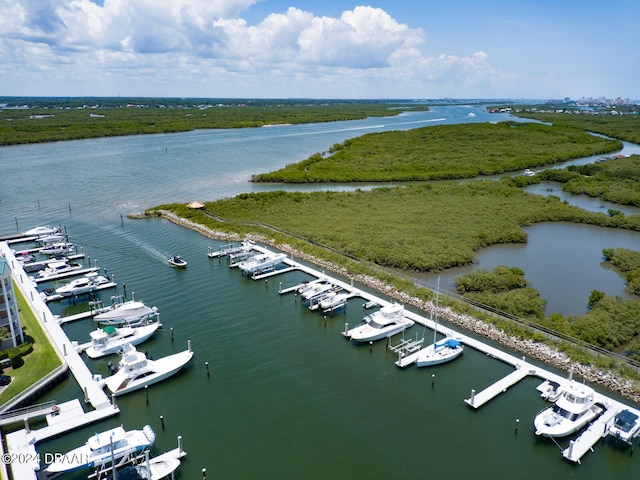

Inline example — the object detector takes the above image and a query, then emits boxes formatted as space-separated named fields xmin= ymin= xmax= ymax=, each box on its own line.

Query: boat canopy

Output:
xmin=435 ymin=338 xmax=461 ymax=349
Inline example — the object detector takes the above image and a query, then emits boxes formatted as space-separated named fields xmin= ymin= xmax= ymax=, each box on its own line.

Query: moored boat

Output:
xmin=55 ymin=272 xmax=112 ymax=297
xmin=37 ymin=261 xmax=83 ymax=279
xmin=238 ymin=252 xmax=287 ymax=274
xmin=94 ymin=298 xmax=159 ymax=327
xmin=608 ymin=409 xmax=640 ymax=445
xmin=40 ymin=242 xmax=75 ymax=255
xmin=534 ymin=381 xmax=603 ymax=437
xmin=45 ymin=424 xmax=156 ymax=474
xmin=415 ymin=279 xmax=463 ymax=367
xmin=343 ymin=303 xmax=413 ymax=342
xmin=103 ymin=342 xmax=193 ymax=396
xmin=83 ymin=322 xmax=161 ymax=359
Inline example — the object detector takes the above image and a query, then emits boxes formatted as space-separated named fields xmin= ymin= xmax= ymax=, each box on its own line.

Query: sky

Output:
xmin=0 ymin=0 xmax=638 ymax=100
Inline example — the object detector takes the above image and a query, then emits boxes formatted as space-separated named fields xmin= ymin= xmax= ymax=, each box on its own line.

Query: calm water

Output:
xmin=1 ymin=106 xmax=639 ymax=479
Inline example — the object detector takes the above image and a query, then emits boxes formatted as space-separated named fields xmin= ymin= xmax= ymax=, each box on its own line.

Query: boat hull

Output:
xmin=85 ymin=323 xmax=160 ymax=359
xmin=105 ymin=350 xmax=193 ymax=396
xmin=416 ymin=343 xmax=463 ymax=367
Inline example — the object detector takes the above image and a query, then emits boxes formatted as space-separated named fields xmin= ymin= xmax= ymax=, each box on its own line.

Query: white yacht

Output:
xmin=45 ymin=424 xmax=156 ymax=474
xmin=343 ymin=303 xmax=413 ymax=342
xmin=317 ymin=292 xmax=349 ymax=312
xmin=40 ymin=242 xmax=75 ymax=255
xmin=83 ymin=322 xmax=161 ymax=359
xmin=24 ymin=225 xmax=59 ymax=237
xmin=608 ymin=409 xmax=640 ymax=445
xmin=534 ymin=381 xmax=603 ymax=437
xmin=37 ymin=261 xmax=83 ymax=279
xmin=55 ymin=272 xmax=112 ymax=297
xmin=103 ymin=343 xmax=193 ymax=396
xmin=238 ymin=252 xmax=287 ymax=274
xmin=94 ymin=299 xmax=159 ymax=327
xmin=301 ymin=281 xmax=335 ymax=301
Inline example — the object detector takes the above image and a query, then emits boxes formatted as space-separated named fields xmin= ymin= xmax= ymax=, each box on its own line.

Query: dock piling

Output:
xmin=160 ymin=415 xmax=165 ymax=430
xmin=205 ymin=361 xmax=210 ymax=377
xmin=470 ymin=389 xmax=476 ymax=406
xmin=515 ymin=418 xmax=519 ymax=433
xmin=145 ymin=385 xmax=149 ymax=405
xmin=432 ymin=374 xmax=435 ymax=388
xmin=344 ymin=323 xmax=348 ymax=335
xmin=178 ymin=435 xmax=184 ymax=454
xmin=170 ymin=327 xmax=174 ymax=342
xmin=112 ymin=393 xmax=117 ymax=410
xmin=202 ymin=467 xmax=207 ymax=479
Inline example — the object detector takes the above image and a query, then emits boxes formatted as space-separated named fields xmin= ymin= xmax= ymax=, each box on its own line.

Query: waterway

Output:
xmin=1 ymin=105 xmax=639 ymax=479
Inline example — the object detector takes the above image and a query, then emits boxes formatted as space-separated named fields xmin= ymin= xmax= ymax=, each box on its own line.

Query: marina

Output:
xmin=0 ymin=106 xmax=639 ymax=479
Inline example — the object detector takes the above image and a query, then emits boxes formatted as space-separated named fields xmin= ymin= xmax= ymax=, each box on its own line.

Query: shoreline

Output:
xmin=131 ymin=210 xmax=640 ymax=404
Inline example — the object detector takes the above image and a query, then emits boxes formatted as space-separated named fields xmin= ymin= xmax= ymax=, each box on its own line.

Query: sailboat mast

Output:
xmin=432 ymin=277 xmax=440 ymax=347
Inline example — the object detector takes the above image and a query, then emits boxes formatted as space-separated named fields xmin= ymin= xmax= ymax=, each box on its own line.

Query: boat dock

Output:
xmin=562 ymin=408 xmax=619 ymax=463
xmin=231 ymin=242 xmax=640 ymax=465
xmin=0 ymin=243 xmax=120 ymax=480
xmin=464 ymin=359 xmax=535 ymax=409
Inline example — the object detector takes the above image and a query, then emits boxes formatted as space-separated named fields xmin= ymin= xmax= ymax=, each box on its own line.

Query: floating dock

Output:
xmin=562 ymin=408 xmax=618 ymax=463
xmin=464 ymin=360 xmax=535 ymax=409
xmin=0 ymin=243 xmax=120 ymax=480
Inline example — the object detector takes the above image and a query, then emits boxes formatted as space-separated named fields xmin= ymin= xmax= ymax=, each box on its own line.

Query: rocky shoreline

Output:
xmin=131 ymin=210 xmax=640 ymax=404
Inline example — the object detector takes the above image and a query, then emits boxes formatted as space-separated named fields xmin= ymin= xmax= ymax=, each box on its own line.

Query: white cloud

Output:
xmin=0 ymin=1 xmax=529 ymax=98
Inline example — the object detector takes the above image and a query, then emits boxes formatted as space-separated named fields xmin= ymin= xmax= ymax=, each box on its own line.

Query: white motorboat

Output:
xmin=133 ymin=454 xmax=181 ymax=480
xmin=534 ymin=381 xmax=603 ymax=437
xmin=415 ymin=278 xmax=463 ymax=367
xmin=301 ymin=281 xmax=335 ymax=301
xmin=103 ymin=343 xmax=193 ymax=396
xmin=24 ymin=225 xmax=59 ymax=237
xmin=238 ymin=252 xmax=287 ymax=274
xmin=317 ymin=291 xmax=349 ymax=312
xmin=45 ymin=424 xmax=156 ymax=474
xmin=83 ymin=322 xmax=161 ymax=359
xmin=40 ymin=242 xmax=75 ymax=255
xmin=94 ymin=299 xmax=160 ymax=327
xmin=35 ymin=233 xmax=64 ymax=244
xmin=608 ymin=409 xmax=640 ymax=445
xmin=536 ymin=379 xmax=565 ymax=403
xmin=55 ymin=272 xmax=112 ymax=297
xmin=523 ymin=168 xmax=536 ymax=176
xmin=168 ymin=255 xmax=187 ymax=267
xmin=343 ymin=303 xmax=413 ymax=342
xmin=37 ymin=261 xmax=83 ymax=279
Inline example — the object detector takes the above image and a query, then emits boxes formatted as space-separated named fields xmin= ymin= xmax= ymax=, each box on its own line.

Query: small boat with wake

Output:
xmin=168 ymin=255 xmax=187 ymax=268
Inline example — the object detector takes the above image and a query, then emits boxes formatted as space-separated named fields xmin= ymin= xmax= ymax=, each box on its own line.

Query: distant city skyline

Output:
xmin=1 ymin=1 xmax=638 ymax=100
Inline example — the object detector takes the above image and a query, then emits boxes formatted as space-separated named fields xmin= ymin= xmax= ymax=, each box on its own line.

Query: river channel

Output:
xmin=1 ymin=105 xmax=639 ymax=479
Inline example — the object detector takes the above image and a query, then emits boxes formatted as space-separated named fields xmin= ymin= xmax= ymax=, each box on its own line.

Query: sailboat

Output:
xmin=415 ymin=277 xmax=463 ymax=367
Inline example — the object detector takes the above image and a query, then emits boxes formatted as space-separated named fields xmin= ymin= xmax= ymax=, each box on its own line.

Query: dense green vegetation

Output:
xmin=251 ymin=121 xmax=622 ymax=183
xmin=540 ymin=295 xmax=640 ymax=361
xmin=0 ymin=100 xmax=426 ymax=145
xmin=512 ymin=111 xmax=640 ymax=144
xmin=511 ymin=155 xmax=640 ymax=207
xmin=603 ymin=248 xmax=640 ymax=295
xmin=455 ymin=266 xmax=546 ymax=319
xmin=154 ymin=180 xmax=640 ymax=272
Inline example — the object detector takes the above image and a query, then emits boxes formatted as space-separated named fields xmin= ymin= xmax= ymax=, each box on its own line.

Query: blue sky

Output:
xmin=0 ymin=0 xmax=637 ymax=100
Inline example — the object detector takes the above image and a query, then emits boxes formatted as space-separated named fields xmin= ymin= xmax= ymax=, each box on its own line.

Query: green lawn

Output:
xmin=0 ymin=283 xmax=63 ymax=407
